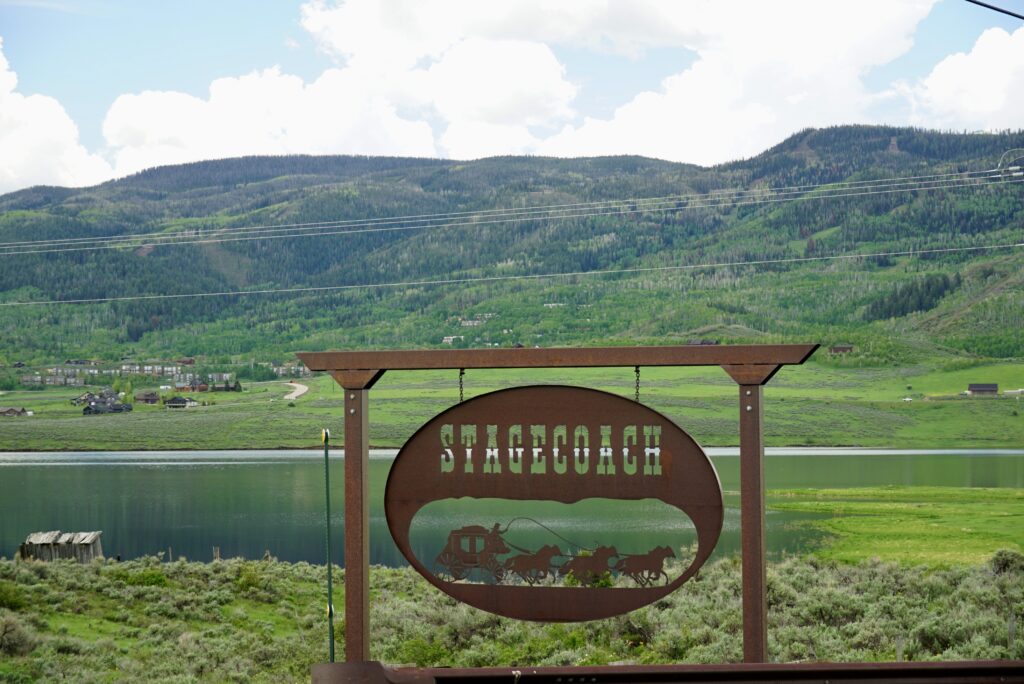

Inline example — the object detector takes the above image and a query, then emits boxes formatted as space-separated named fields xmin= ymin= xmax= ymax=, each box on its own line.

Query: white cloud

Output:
xmin=0 ymin=37 xmax=111 ymax=193
xmin=540 ymin=0 xmax=938 ymax=164
xmin=102 ymin=66 xmax=437 ymax=177
xmin=427 ymin=38 xmax=575 ymax=128
xmin=900 ymin=26 xmax=1024 ymax=131
xmin=6 ymin=1 xmax=1024 ymax=194
xmin=298 ymin=0 xmax=941 ymax=165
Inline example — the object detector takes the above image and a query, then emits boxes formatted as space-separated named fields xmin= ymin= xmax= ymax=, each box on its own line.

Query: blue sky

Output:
xmin=0 ymin=0 xmax=1021 ymax=193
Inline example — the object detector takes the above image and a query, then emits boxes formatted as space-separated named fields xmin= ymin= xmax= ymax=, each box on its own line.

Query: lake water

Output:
xmin=1 ymin=449 xmax=1021 ymax=566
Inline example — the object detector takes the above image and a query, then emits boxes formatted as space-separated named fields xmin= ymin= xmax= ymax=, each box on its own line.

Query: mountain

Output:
xmin=0 ymin=125 xmax=1022 ymax=372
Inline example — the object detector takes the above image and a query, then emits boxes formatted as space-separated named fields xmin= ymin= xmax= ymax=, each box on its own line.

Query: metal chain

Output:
xmin=634 ymin=365 xmax=640 ymax=403
xmin=459 ymin=368 xmax=465 ymax=403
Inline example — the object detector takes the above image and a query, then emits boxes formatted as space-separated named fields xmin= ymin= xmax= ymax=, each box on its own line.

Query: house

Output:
xmin=208 ymin=372 xmax=232 ymax=383
xmin=166 ymin=396 xmax=198 ymax=409
xmin=18 ymin=531 xmax=103 ymax=563
xmin=0 ymin=407 xmax=28 ymax=417
xmin=72 ymin=392 xmax=96 ymax=406
xmin=20 ymin=374 xmax=42 ymax=385
xmin=177 ymin=357 xmax=196 ymax=366
xmin=82 ymin=388 xmax=131 ymax=414
xmin=967 ymin=383 xmax=998 ymax=396
xmin=442 ymin=335 xmax=465 ymax=345
xmin=83 ymin=401 xmax=132 ymax=415
xmin=210 ymin=380 xmax=242 ymax=392
xmin=134 ymin=391 xmax=160 ymax=404
xmin=830 ymin=344 xmax=854 ymax=354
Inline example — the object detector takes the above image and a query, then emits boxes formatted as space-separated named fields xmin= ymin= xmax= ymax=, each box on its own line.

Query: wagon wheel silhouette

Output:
xmin=482 ymin=555 xmax=506 ymax=583
xmin=435 ymin=549 xmax=467 ymax=581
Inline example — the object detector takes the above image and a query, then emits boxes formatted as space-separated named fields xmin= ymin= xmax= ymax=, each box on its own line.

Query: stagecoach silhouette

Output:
xmin=434 ymin=524 xmax=510 ymax=583
xmin=433 ymin=521 xmax=676 ymax=587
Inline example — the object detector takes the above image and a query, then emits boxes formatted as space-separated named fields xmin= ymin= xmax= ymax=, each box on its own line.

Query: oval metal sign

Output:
xmin=385 ymin=385 xmax=723 ymax=622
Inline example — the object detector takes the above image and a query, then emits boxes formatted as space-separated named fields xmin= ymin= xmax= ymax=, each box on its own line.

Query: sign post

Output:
xmin=332 ymin=370 xmax=383 ymax=663
xmin=300 ymin=345 xmax=817 ymax=671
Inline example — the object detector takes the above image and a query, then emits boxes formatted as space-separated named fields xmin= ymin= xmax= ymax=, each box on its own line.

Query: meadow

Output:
xmin=1 ymin=359 xmax=1023 ymax=451
xmin=0 ymin=550 xmax=1020 ymax=682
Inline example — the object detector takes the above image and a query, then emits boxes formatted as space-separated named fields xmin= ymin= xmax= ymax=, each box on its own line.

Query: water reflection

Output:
xmin=0 ymin=450 xmax=1020 ymax=564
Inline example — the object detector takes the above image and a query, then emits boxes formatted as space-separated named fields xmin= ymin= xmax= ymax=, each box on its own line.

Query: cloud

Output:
xmin=102 ymin=66 xmax=437 ymax=177
xmin=6 ymin=1 xmax=1024 ymax=194
xmin=900 ymin=26 xmax=1024 ymax=131
xmin=0 ymin=37 xmax=111 ymax=193
xmin=100 ymin=2 xmax=582 ymax=172
xmin=539 ymin=0 xmax=938 ymax=164
xmin=299 ymin=0 xmax=940 ymax=165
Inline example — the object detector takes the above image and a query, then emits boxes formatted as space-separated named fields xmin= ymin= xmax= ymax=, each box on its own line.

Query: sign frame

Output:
xmin=297 ymin=344 xmax=819 ymax=665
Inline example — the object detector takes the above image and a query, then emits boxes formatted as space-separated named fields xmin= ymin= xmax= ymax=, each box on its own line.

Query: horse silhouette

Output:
xmin=614 ymin=546 xmax=676 ymax=586
xmin=558 ymin=545 xmax=619 ymax=587
xmin=504 ymin=544 xmax=562 ymax=585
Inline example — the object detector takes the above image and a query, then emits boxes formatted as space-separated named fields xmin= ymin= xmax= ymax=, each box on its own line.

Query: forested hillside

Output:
xmin=0 ymin=125 xmax=1022 ymax=367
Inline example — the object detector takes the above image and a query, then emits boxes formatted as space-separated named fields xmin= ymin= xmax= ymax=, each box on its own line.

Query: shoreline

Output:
xmin=2 ymin=446 xmax=1023 ymax=456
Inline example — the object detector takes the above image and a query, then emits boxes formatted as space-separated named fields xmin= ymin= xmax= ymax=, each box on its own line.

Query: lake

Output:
xmin=1 ymin=449 xmax=1021 ymax=566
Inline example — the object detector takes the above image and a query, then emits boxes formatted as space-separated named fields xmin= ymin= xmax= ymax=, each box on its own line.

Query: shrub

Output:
xmin=0 ymin=581 xmax=26 ymax=610
xmin=235 ymin=564 xmax=280 ymax=603
xmin=126 ymin=569 xmax=169 ymax=587
xmin=0 ymin=614 xmax=37 ymax=656
xmin=991 ymin=549 xmax=1024 ymax=575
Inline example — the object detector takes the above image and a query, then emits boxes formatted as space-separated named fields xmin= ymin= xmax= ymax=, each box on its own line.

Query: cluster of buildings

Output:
xmin=270 ymin=362 xmax=311 ymax=377
xmin=13 ymin=356 xmax=305 ymax=388
xmin=75 ymin=389 xmax=133 ymax=415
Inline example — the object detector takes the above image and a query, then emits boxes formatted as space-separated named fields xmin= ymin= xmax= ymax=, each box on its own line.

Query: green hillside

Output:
xmin=0 ymin=125 xmax=1022 ymax=369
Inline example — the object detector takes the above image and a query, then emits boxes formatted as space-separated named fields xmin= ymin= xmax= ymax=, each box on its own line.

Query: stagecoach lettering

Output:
xmin=644 ymin=425 xmax=662 ymax=475
xmin=440 ymin=424 xmax=455 ymax=473
xmin=484 ymin=424 xmax=500 ymax=474
xmin=553 ymin=425 xmax=567 ymax=474
xmin=574 ymin=425 xmax=589 ymax=474
xmin=623 ymin=425 xmax=638 ymax=475
xmin=440 ymin=423 xmax=663 ymax=476
xmin=597 ymin=425 xmax=615 ymax=475
xmin=530 ymin=424 xmax=546 ymax=474
xmin=508 ymin=424 xmax=524 ymax=474
xmin=461 ymin=424 xmax=476 ymax=473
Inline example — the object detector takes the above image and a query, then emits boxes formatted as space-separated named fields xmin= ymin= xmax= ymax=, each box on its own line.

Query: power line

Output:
xmin=0 ymin=165 xmax=1000 ymax=249
xmin=2 ymin=241 xmax=1020 ymax=307
xmin=2 ymin=173 xmax=1020 ymax=257
xmin=1 ymin=165 xmax=1019 ymax=253
xmin=964 ymin=0 xmax=1024 ymax=21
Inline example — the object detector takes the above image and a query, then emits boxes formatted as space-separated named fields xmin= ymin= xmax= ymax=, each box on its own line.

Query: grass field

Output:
xmin=768 ymin=486 xmax=1024 ymax=565
xmin=1 ymin=360 xmax=1022 ymax=450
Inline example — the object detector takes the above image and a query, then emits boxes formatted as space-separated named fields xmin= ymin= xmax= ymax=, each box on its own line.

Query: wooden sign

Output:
xmin=384 ymin=385 xmax=724 ymax=621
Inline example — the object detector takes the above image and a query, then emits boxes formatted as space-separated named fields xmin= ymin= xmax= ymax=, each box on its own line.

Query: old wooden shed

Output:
xmin=17 ymin=530 xmax=104 ymax=563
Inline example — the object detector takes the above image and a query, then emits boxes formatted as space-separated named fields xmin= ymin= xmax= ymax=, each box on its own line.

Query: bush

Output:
xmin=109 ymin=567 xmax=169 ymax=587
xmin=990 ymin=549 xmax=1024 ymax=575
xmin=0 ymin=614 xmax=37 ymax=656
xmin=0 ymin=581 xmax=26 ymax=610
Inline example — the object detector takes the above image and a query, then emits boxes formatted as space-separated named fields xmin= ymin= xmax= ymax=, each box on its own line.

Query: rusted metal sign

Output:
xmin=385 ymin=385 xmax=723 ymax=622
